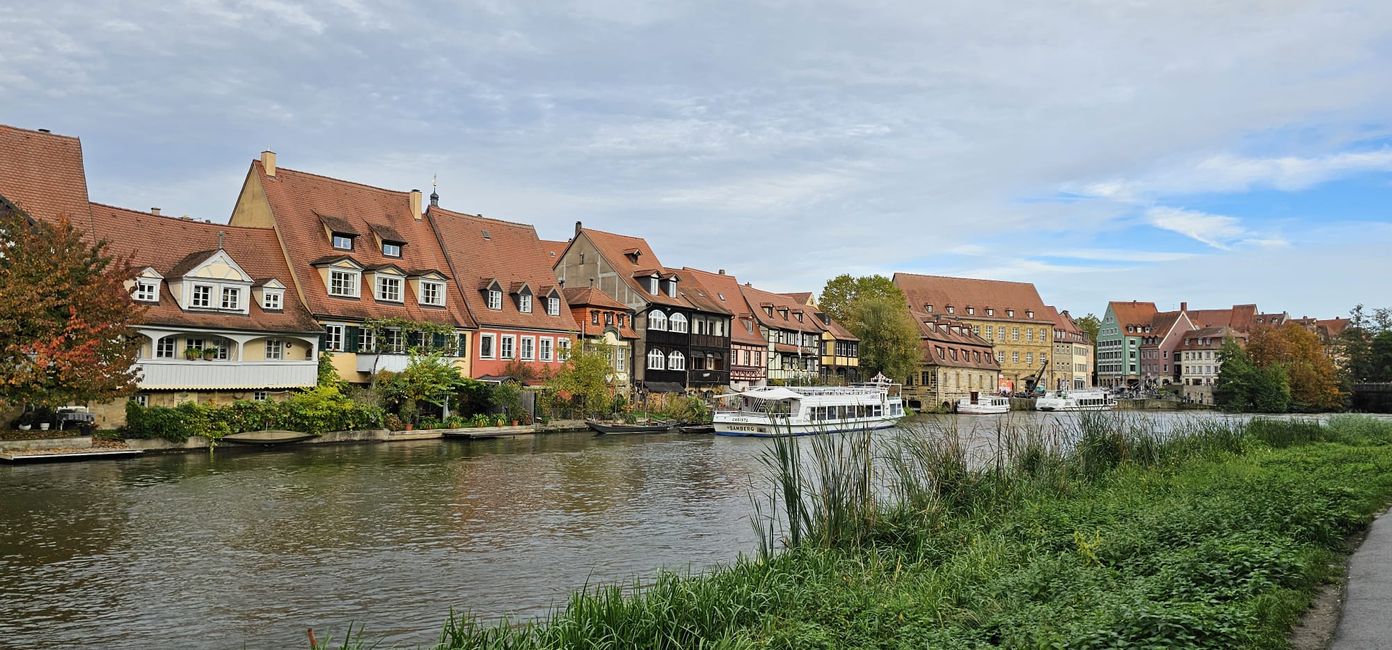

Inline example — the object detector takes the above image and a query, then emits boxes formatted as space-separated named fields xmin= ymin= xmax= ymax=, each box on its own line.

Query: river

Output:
xmin=0 ymin=411 xmax=1369 ymax=649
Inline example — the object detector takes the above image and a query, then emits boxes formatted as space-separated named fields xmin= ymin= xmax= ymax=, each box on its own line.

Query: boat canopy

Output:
xmin=717 ymin=387 xmax=804 ymax=401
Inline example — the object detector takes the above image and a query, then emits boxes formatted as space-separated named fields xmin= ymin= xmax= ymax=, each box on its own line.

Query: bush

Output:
xmin=122 ymin=387 xmax=383 ymax=441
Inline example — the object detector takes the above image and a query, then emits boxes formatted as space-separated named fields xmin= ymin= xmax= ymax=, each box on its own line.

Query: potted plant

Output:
xmin=184 ymin=347 xmax=202 ymax=361
xmin=201 ymin=347 xmax=218 ymax=361
xmin=16 ymin=412 xmax=32 ymax=431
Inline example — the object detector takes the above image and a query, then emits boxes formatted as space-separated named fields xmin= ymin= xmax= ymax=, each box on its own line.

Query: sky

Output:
xmin=4 ymin=0 xmax=1391 ymax=319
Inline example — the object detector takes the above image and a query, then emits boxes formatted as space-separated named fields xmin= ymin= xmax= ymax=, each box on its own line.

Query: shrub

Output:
xmin=121 ymin=387 xmax=383 ymax=441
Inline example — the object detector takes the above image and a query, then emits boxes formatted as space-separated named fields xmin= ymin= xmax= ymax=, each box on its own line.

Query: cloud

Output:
xmin=1145 ymin=207 xmax=1248 ymax=249
xmin=1077 ymin=149 xmax=1392 ymax=201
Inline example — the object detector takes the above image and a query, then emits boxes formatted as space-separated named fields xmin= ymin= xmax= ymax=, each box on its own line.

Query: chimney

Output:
xmin=409 ymin=189 xmax=422 ymax=220
xmin=718 ymin=269 xmax=725 ymax=275
xmin=38 ymin=128 xmax=50 ymax=133
xmin=150 ymin=207 xmax=161 ymax=216
xmin=261 ymin=150 xmax=276 ymax=177
xmin=574 ymin=220 xmax=583 ymax=236
xmin=1180 ymin=301 xmax=1188 ymax=312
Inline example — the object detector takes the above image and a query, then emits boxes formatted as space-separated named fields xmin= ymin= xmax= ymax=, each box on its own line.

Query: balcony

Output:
xmin=356 ymin=354 xmax=412 ymax=374
xmin=137 ymin=360 xmax=318 ymax=390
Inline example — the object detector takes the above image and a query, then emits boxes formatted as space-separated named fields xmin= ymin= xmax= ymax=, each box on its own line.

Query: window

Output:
xmin=996 ymin=351 xmax=1005 ymax=363
xmin=266 ymin=339 xmax=285 ymax=360
xmin=487 ymin=289 xmax=502 ymax=310
xmin=480 ymin=333 xmax=496 ymax=359
xmin=500 ymin=335 xmax=515 ymax=359
xmin=591 ymin=311 xmax=600 ymax=325
xmin=420 ymin=281 xmax=445 ymax=307
xmin=382 ymin=242 xmax=402 ymax=257
xmin=967 ymin=306 xmax=975 ymax=315
xmin=262 ymin=289 xmax=283 ymax=310
xmin=605 ymin=312 xmax=614 ymax=326
xmin=332 ymin=233 xmax=354 ymax=250
xmin=134 ymin=394 xmax=148 ymax=407
xmin=1012 ymin=351 xmax=1020 ymax=364
xmin=668 ymin=351 xmax=686 ymax=371
xmin=221 ymin=286 xmax=241 ymax=310
xmin=1007 ymin=309 xmax=1015 ymax=318
xmin=191 ymin=284 xmax=213 ymax=308
xmin=665 ymin=279 xmax=677 ymax=298
xmin=1026 ymin=352 xmax=1033 ymax=365
xmin=985 ymin=325 xmax=994 ymax=339
xmin=618 ymin=314 xmax=625 ymax=327
xmin=329 ymin=270 xmax=360 ymax=297
xmin=1026 ymin=310 xmax=1034 ymax=319
xmin=156 ymin=338 xmax=177 ymax=358
xmin=647 ymin=348 xmax=665 ymax=370
xmin=987 ymin=308 xmax=995 ymax=316
xmin=1026 ymin=328 xmax=1034 ymax=342
xmin=547 ymin=296 xmax=559 ymax=316
xmin=253 ymin=391 xmax=268 ymax=401
xmin=669 ymin=312 xmax=688 ymax=333
xmin=947 ymin=305 xmax=955 ymax=314
xmin=540 ymin=337 xmax=553 ymax=361
xmin=1012 ymin=327 xmax=1020 ymax=342
xmin=376 ymin=276 xmax=402 ymax=302
xmin=521 ymin=336 xmax=535 ymax=360
xmin=557 ymin=338 xmax=570 ymax=361
xmin=359 ymin=328 xmax=376 ymax=352
xmin=519 ymin=293 xmax=533 ymax=313
xmin=134 ymin=280 xmax=158 ymax=302
xmin=649 ymin=310 xmax=668 ymax=331
xmin=925 ymin=304 xmax=933 ymax=312
xmin=324 ymin=325 xmax=344 ymax=352
xmin=615 ymin=349 xmax=625 ymax=371
xmin=383 ymin=328 xmax=404 ymax=353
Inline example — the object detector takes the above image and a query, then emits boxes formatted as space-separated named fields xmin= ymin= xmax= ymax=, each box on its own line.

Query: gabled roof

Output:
xmin=815 ymin=313 xmax=859 ymax=342
xmin=910 ymin=314 xmax=1000 ymax=370
xmin=427 ymin=206 xmax=577 ymax=333
xmin=87 ymin=203 xmax=320 ymax=333
xmin=669 ymin=267 xmax=732 ymax=316
xmin=677 ymin=268 xmax=768 ymax=346
xmin=894 ymin=273 xmax=1052 ymax=323
xmin=577 ymin=227 xmax=693 ymax=309
xmin=739 ymin=283 xmax=825 ymax=334
xmin=1048 ymin=306 xmax=1080 ymax=334
xmin=539 ymin=239 xmax=569 ymax=266
xmin=1108 ymin=301 xmax=1159 ymax=331
xmin=242 ymin=160 xmax=473 ymax=327
xmin=563 ymin=286 xmax=628 ymax=311
xmin=781 ymin=291 xmax=814 ymax=305
xmin=0 ymin=124 xmax=93 ymax=228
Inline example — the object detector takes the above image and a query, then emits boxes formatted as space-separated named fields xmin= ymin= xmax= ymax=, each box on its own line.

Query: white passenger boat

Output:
xmin=955 ymin=392 xmax=1010 ymax=415
xmin=713 ymin=374 xmax=905 ymax=437
xmin=1035 ymin=390 xmax=1116 ymax=412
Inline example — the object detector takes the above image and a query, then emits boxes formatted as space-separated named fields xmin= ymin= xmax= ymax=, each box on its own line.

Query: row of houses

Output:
xmin=1097 ymin=300 xmax=1349 ymax=404
xmin=1 ymin=124 xmax=865 ymax=426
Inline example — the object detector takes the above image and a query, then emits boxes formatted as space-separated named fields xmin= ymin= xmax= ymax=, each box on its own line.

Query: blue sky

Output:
xmin=4 ymin=1 xmax=1390 ymax=319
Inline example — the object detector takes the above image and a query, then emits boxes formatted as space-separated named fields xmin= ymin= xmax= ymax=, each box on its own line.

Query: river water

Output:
xmin=0 ymin=411 xmax=1372 ymax=649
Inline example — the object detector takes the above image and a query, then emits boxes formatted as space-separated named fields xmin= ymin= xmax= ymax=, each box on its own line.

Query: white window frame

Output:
xmin=519 ymin=293 xmax=533 ymax=313
xmin=615 ymin=349 xmax=625 ymax=372
xmin=647 ymin=348 xmax=665 ymax=370
xmin=546 ymin=296 xmax=559 ymax=316
xmin=520 ymin=336 xmax=535 ymax=360
xmin=221 ymin=286 xmax=241 ymax=310
xmin=155 ymin=337 xmax=177 ymax=358
xmin=332 ymin=233 xmax=354 ymax=250
xmin=265 ymin=339 xmax=285 ymax=360
xmin=540 ymin=337 xmax=553 ymax=362
xmin=134 ymin=279 xmax=158 ymax=302
xmin=382 ymin=242 xmax=402 ymax=258
xmin=359 ymin=327 xmax=376 ymax=353
xmin=383 ymin=328 xmax=405 ymax=354
xmin=487 ymin=289 xmax=502 ymax=310
xmin=669 ymin=312 xmax=688 ymax=333
xmin=421 ymin=280 xmax=445 ymax=307
xmin=375 ymin=275 xmax=403 ymax=303
xmin=500 ymin=335 xmax=515 ymax=359
xmin=262 ymin=289 xmax=283 ymax=310
xmin=668 ymin=350 xmax=686 ymax=371
xmin=324 ymin=325 xmax=345 ymax=352
xmin=557 ymin=338 xmax=570 ymax=361
xmin=649 ymin=310 xmax=668 ymax=331
xmin=191 ymin=284 xmax=213 ymax=308
xmin=479 ymin=333 xmax=496 ymax=359
xmin=329 ymin=270 xmax=361 ymax=298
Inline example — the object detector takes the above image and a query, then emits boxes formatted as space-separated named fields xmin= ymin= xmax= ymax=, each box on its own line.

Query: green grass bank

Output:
xmin=319 ymin=415 xmax=1392 ymax=649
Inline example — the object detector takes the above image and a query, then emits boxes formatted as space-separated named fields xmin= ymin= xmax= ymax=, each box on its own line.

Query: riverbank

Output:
xmin=318 ymin=415 xmax=1392 ymax=649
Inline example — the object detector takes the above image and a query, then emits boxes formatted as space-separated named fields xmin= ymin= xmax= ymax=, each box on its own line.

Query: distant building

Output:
xmin=1178 ymin=326 xmax=1247 ymax=405
xmin=1048 ymin=307 xmax=1093 ymax=390
xmin=1097 ymin=301 xmax=1157 ymax=388
xmin=678 ymin=268 xmax=769 ymax=391
xmin=894 ymin=273 xmax=1053 ymax=393
xmin=902 ymin=314 xmax=1001 ymax=411
xmin=739 ymin=283 xmax=824 ymax=385
xmin=1138 ymin=305 xmax=1196 ymax=388
xmin=815 ymin=311 xmax=861 ymax=384
xmin=563 ymin=286 xmax=638 ymax=391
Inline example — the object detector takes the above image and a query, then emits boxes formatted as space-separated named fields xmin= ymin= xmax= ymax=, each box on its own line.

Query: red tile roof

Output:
xmin=677 ymin=267 xmax=768 ymax=346
xmin=576 ymin=227 xmax=694 ymax=309
xmin=0 ymin=125 xmax=93 ymax=228
xmin=895 ymin=273 xmax=1052 ymax=323
xmin=88 ymin=203 xmax=320 ymax=333
xmin=669 ymin=267 xmax=733 ymax=316
xmin=910 ymin=314 xmax=1000 ymax=370
xmin=245 ymin=161 xmax=474 ymax=327
xmin=539 ymin=239 xmax=569 ymax=267
xmin=1108 ymin=301 xmax=1159 ymax=331
xmin=781 ymin=291 xmax=814 ymax=305
xmin=428 ymin=206 xmax=576 ymax=334
xmin=739 ymin=283 xmax=825 ymax=334
xmin=563 ymin=287 xmax=637 ymax=339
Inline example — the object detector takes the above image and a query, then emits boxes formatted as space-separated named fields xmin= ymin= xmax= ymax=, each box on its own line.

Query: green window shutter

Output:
xmin=346 ymin=326 xmax=361 ymax=352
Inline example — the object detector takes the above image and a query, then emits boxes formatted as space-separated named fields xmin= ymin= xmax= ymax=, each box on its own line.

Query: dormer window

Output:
xmin=925 ymin=304 xmax=933 ymax=313
xmin=519 ymin=292 xmax=533 ymax=313
xmin=329 ymin=269 xmax=360 ymax=297
xmin=967 ymin=306 xmax=975 ymax=315
xmin=382 ymin=242 xmax=402 ymax=258
xmin=487 ymin=289 xmax=502 ymax=310
xmin=375 ymin=276 xmax=403 ymax=303
xmin=261 ymin=288 xmax=284 ymax=310
xmin=647 ymin=276 xmax=660 ymax=294
xmin=332 ymin=233 xmax=354 ymax=250
xmin=133 ymin=279 xmax=159 ymax=302
xmin=987 ymin=308 xmax=994 ymax=316
xmin=1026 ymin=310 xmax=1034 ymax=319
xmin=946 ymin=305 xmax=955 ymax=314
xmin=191 ymin=284 xmax=213 ymax=308
xmin=1007 ymin=309 xmax=1015 ymax=318
xmin=546 ymin=296 xmax=560 ymax=316
xmin=665 ymin=278 xmax=678 ymax=298
xmin=220 ymin=287 xmax=241 ymax=310
xmin=420 ymin=280 xmax=445 ymax=307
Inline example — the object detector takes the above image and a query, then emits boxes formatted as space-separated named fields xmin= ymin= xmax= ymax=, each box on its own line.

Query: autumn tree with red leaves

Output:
xmin=0 ymin=208 xmax=145 ymax=410
xmin=1245 ymin=323 xmax=1346 ymax=411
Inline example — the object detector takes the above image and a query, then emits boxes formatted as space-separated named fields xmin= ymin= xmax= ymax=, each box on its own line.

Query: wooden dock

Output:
xmin=0 ymin=448 xmax=144 ymax=463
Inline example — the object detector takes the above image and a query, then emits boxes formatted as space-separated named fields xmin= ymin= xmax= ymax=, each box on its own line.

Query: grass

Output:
xmin=315 ymin=414 xmax=1392 ymax=649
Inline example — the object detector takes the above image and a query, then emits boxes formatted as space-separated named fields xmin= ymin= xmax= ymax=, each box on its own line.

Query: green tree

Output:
xmin=848 ymin=294 xmax=920 ymax=382
xmin=1246 ymin=323 xmax=1345 ymax=411
xmin=373 ymin=352 xmax=465 ymax=425
xmin=1214 ymin=339 xmax=1292 ymax=413
xmin=817 ymin=274 xmax=900 ymax=324
xmin=547 ymin=343 xmax=617 ymax=418
xmin=1075 ymin=313 xmax=1101 ymax=344
xmin=1342 ymin=305 xmax=1392 ymax=383
xmin=0 ymin=210 xmax=144 ymax=410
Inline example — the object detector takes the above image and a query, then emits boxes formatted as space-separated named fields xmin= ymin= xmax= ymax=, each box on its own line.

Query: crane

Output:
xmin=1022 ymin=359 xmax=1048 ymax=396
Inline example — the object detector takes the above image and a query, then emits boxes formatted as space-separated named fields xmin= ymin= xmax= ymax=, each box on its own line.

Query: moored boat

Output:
xmin=678 ymin=424 xmax=716 ymax=434
xmin=955 ymin=392 xmax=1010 ymax=415
xmin=1036 ymin=390 xmax=1116 ymax=412
xmin=586 ymin=420 xmax=677 ymax=435
xmin=222 ymin=430 xmax=316 ymax=445
xmin=713 ymin=373 xmax=905 ymax=437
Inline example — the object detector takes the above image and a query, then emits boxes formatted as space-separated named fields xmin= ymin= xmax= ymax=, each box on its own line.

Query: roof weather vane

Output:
xmin=430 ymin=173 xmax=440 ymax=207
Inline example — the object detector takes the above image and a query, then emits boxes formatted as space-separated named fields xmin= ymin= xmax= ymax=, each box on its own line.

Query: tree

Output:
xmin=1246 ymin=324 xmax=1345 ymax=411
xmin=0 ymin=210 xmax=144 ymax=410
xmin=1341 ymin=305 xmax=1392 ymax=383
xmin=373 ymin=352 xmax=465 ymax=424
xmin=848 ymin=294 xmax=920 ymax=382
xmin=1075 ymin=313 xmax=1101 ymax=344
xmin=817 ymin=274 xmax=901 ymax=324
xmin=547 ymin=343 xmax=617 ymax=418
xmin=1213 ymin=339 xmax=1291 ymax=413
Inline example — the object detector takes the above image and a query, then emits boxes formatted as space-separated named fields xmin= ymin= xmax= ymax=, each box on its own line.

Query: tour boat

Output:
xmin=1035 ymin=390 xmax=1117 ymax=412
xmin=955 ymin=392 xmax=1011 ymax=415
xmin=713 ymin=374 xmax=905 ymax=437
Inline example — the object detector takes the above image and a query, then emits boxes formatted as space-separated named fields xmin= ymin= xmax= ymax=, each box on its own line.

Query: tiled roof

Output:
xmin=563 ymin=286 xmax=628 ymax=311
xmin=669 ymin=267 xmax=732 ymax=316
xmin=1177 ymin=325 xmax=1246 ymax=351
xmin=1108 ymin=301 xmax=1159 ymax=331
xmin=1149 ymin=310 xmax=1184 ymax=337
xmin=87 ymin=203 xmax=320 ymax=333
xmin=677 ymin=267 xmax=767 ymax=346
xmin=739 ymin=283 xmax=825 ymax=334
xmin=247 ymin=161 xmax=474 ymax=327
xmin=539 ymin=239 xmax=569 ymax=266
xmin=910 ymin=313 xmax=1000 ymax=370
xmin=895 ymin=273 xmax=1052 ymax=323
xmin=428 ymin=206 xmax=577 ymax=333
xmin=1047 ymin=306 xmax=1080 ymax=334
xmin=576 ymin=227 xmax=693 ymax=309
xmin=781 ymin=291 xmax=814 ymax=305
xmin=0 ymin=124 xmax=93 ymax=228
xmin=816 ymin=313 xmax=860 ymax=342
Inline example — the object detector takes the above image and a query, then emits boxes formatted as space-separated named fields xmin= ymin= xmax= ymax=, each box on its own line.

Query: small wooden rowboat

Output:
xmin=586 ymin=420 xmax=676 ymax=435
xmin=678 ymin=424 xmax=715 ymax=434
xmin=222 ymin=430 xmax=316 ymax=445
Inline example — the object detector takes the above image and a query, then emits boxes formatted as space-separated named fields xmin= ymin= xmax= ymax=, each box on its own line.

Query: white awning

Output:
xmin=718 ymin=387 xmax=804 ymax=401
